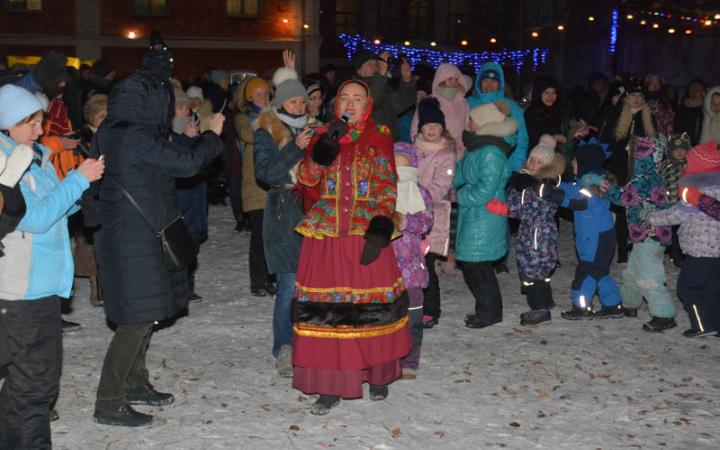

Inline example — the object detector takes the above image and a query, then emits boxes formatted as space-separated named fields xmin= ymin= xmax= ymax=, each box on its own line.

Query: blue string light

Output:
xmin=609 ymin=7 xmax=619 ymax=55
xmin=339 ymin=34 xmax=550 ymax=73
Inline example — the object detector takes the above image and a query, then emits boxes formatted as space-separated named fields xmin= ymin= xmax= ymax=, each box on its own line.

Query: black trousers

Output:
xmin=0 ymin=296 xmax=62 ymax=450
xmin=524 ymin=279 xmax=554 ymax=311
xmin=248 ymin=209 xmax=270 ymax=291
xmin=612 ymin=204 xmax=629 ymax=261
xmin=460 ymin=261 xmax=503 ymax=323
xmin=677 ymin=256 xmax=720 ymax=332
xmin=422 ymin=253 xmax=441 ymax=319
xmin=96 ymin=322 xmax=154 ymax=410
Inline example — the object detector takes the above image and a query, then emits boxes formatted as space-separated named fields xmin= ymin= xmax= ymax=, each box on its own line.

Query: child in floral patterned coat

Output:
xmin=507 ymin=135 xmax=565 ymax=327
xmin=608 ymin=137 xmax=676 ymax=332
xmin=391 ymin=142 xmax=433 ymax=378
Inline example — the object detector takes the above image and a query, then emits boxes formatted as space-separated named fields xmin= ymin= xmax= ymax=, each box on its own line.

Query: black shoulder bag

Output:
xmin=113 ymin=180 xmax=197 ymax=272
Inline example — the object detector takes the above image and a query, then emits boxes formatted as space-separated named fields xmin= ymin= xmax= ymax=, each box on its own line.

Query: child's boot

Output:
xmin=520 ymin=309 xmax=551 ymax=327
xmin=561 ymin=305 xmax=593 ymax=320
xmin=594 ymin=304 xmax=624 ymax=319
xmin=642 ymin=316 xmax=677 ymax=332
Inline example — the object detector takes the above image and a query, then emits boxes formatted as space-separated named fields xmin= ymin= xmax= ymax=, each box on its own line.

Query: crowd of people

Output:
xmin=0 ymin=35 xmax=719 ymax=448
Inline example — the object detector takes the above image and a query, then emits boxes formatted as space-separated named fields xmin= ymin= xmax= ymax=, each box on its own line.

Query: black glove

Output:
xmin=0 ymin=184 xmax=27 ymax=243
xmin=359 ymin=215 xmax=394 ymax=265
xmin=538 ymin=181 xmax=565 ymax=205
xmin=311 ymin=119 xmax=348 ymax=167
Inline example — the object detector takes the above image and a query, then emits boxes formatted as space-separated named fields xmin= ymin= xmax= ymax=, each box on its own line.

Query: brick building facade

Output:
xmin=0 ymin=0 xmax=321 ymax=81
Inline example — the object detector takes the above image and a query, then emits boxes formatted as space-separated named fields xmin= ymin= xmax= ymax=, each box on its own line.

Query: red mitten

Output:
xmin=485 ymin=198 xmax=509 ymax=216
xmin=679 ymin=187 xmax=702 ymax=207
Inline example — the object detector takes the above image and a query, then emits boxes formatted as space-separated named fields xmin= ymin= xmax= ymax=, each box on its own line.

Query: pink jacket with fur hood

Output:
xmin=411 ymin=63 xmax=469 ymax=159
xmin=415 ymin=135 xmax=456 ymax=256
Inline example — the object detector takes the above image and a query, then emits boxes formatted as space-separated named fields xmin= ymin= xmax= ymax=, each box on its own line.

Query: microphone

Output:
xmin=330 ymin=111 xmax=352 ymax=141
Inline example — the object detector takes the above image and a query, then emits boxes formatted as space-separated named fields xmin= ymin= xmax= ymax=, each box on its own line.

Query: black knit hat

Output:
xmin=575 ymin=139 xmax=609 ymax=177
xmin=352 ymin=50 xmax=378 ymax=73
xmin=32 ymin=50 xmax=68 ymax=92
xmin=417 ymin=97 xmax=446 ymax=131
xmin=92 ymin=59 xmax=115 ymax=78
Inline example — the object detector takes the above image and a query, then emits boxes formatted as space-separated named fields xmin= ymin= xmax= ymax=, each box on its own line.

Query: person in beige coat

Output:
xmin=235 ymin=76 xmax=275 ymax=296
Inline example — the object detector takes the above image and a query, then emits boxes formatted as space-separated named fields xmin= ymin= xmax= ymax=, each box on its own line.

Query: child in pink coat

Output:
xmin=413 ymin=97 xmax=456 ymax=328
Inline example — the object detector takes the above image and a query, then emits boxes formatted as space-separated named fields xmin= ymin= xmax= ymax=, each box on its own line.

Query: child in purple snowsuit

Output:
xmin=507 ymin=135 xmax=565 ymax=326
xmin=392 ymin=142 xmax=433 ymax=379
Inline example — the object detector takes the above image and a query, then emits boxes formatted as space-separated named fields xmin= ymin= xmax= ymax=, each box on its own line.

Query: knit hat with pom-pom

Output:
xmin=271 ymin=68 xmax=307 ymax=108
xmin=529 ymin=134 xmax=557 ymax=166
xmin=417 ymin=97 xmax=446 ymax=131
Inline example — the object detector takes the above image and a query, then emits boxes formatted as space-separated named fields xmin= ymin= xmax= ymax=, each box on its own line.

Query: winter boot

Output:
xmin=642 ymin=316 xmax=677 ymax=332
xmin=520 ymin=309 xmax=552 ymax=327
xmin=94 ymin=404 xmax=153 ymax=427
xmin=90 ymin=275 xmax=103 ymax=307
xmin=369 ymin=384 xmax=389 ymax=401
xmin=310 ymin=395 xmax=340 ymax=416
xmin=126 ymin=382 xmax=175 ymax=406
xmin=594 ymin=304 xmax=624 ymax=319
xmin=623 ymin=307 xmax=638 ymax=317
xmin=464 ymin=314 xmax=501 ymax=329
xmin=422 ymin=314 xmax=439 ymax=329
xmin=683 ymin=328 xmax=719 ymax=338
xmin=561 ymin=305 xmax=593 ymax=321
xmin=187 ymin=272 xmax=202 ymax=303
xmin=276 ymin=345 xmax=293 ymax=378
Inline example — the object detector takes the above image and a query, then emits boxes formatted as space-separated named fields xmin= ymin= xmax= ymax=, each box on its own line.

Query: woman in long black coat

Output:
xmin=93 ymin=69 xmax=225 ymax=426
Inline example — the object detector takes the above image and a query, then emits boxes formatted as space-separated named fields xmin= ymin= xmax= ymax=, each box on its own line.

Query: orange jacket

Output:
xmin=41 ymin=118 xmax=84 ymax=180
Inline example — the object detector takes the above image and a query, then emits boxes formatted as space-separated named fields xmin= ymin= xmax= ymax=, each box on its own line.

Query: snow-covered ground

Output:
xmin=37 ymin=205 xmax=720 ymax=449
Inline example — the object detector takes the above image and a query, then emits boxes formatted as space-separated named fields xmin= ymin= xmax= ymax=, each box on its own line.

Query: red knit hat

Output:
xmin=683 ymin=141 xmax=720 ymax=176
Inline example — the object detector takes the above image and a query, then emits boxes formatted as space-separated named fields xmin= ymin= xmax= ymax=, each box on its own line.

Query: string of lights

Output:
xmin=338 ymin=33 xmax=550 ymax=74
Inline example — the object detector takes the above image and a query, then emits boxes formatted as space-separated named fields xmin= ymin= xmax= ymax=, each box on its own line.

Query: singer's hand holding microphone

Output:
xmin=311 ymin=112 xmax=351 ymax=167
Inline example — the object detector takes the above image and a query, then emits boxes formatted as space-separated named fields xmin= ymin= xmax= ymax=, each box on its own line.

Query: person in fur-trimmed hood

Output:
xmin=651 ymin=141 xmax=720 ymax=337
xmin=700 ymin=86 xmax=720 ymax=144
xmin=252 ymin=65 xmax=313 ymax=377
xmin=454 ymin=100 xmax=516 ymax=329
xmin=507 ymin=135 xmax=565 ymax=327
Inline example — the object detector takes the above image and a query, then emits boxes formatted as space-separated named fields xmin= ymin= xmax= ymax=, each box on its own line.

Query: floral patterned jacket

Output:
xmin=295 ymin=122 xmax=400 ymax=239
xmin=608 ymin=137 xmax=672 ymax=246
xmin=391 ymin=186 xmax=433 ymax=290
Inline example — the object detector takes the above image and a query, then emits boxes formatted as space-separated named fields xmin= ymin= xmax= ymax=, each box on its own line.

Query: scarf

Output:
xmin=46 ymin=98 xmax=71 ymax=136
xmin=274 ymin=107 xmax=308 ymax=130
xmin=249 ymin=102 xmax=263 ymax=114
xmin=396 ymin=166 xmax=426 ymax=214
xmin=415 ymin=134 xmax=448 ymax=152
xmin=436 ymin=86 xmax=460 ymax=101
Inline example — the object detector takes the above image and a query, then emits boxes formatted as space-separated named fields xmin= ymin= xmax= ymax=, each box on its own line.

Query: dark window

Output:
xmin=5 ymin=0 xmax=43 ymax=12
xmin=227 ymin=0 xmax=259 ymax=17
xmin=378 ymin=0 xmax=401 ymax=40
xmin=335 ymin=0 xmax=357 ymax=35
xmin=134 ymin=0 xmax=168 ymax=16
xmin=408 ymin=0 xmax=429 ymax=39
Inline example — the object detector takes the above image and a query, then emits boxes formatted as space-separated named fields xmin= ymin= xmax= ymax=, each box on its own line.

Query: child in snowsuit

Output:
xmin=651 ymin=141 xmax=720 ymax=337
xmin=541 ymin=139 xmax=622 ymax=319
xmin=392 ymin=143 xmax=433 ymax=378
xmin=507 ymin=135 xmax=565 ymax=326
xmin=412 ymin=97 xmax=456 ymax=329
xmin=660 ymin=133 xmax=691 ymax=265
xmin=608 ymin=137 xmax=676 ymax=332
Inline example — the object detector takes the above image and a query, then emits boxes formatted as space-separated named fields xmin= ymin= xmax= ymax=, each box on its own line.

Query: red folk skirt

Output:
xmin=292 ymin=235 xmax=411 ymax=399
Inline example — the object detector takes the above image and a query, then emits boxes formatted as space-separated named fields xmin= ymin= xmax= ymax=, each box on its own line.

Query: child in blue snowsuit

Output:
xmin=541 ymin=139 xmax=622 ymax=319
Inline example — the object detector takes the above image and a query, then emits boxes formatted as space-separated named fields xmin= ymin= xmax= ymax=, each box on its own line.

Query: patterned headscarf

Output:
xmin=333 ymin=79 xmax=374 ymax=143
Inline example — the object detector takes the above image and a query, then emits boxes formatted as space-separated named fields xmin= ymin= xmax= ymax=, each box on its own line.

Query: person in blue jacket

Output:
xmin=540 ymin=140 xmax=622 ymax=320
xmin=0 ymin=84 xmax=104 ymax=450
xmin=467 ymin=62 xmax=529 ymax=173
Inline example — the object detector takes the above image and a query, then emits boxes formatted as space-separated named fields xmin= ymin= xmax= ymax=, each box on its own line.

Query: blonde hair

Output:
xmin=614 ymin=96 xmax=657 ymax=141
xmin=83 ymin=94 xmax=108 ymax=124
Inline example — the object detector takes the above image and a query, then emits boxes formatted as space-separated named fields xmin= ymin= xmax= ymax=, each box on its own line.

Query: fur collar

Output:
xmin=476 ymin=117 xmax=518 ymax=138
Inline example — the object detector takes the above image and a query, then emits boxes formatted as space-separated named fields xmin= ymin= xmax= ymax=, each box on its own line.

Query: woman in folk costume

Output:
xmin=293 ymin=80 xmax=411 ymax=415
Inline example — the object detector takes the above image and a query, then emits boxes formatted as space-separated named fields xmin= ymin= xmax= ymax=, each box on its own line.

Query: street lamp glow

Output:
xmin=490 ymin=37 xmax=497 ymax=44
xmin=373 ymin=38 xmax=381 ymax=45
xmin=430 ymin=41 xmax=437 ymax=47
xmin=626 ymin=14 xmax=634 ymax=20
xmin=125 ymin=30 xmax=138 ymax=39
xmin=588 ymin=16 xmax=595 ymax=22
xmin=685 ymin=29 xmax=693 ymax=35
xmin=668 ymin=28 xmax=676 ymax=34
xmin=303 ymin=23 xmax=309 ymax=29
xmin=704 ymin=19 xmax=713 ymax=26
xmin=461 ymin=40 xmax=468 ymax=46
xmin=403 ymin=40 xmax=411 ymax=46
xmin=531 ymin=31 xmax=539 ymax=38
xmin=640 ymin=19 xmax=647 ymax=25
xmin=557 ymin=24 xmax=565 ymax=31
xmin=715 ymin=14 xmax=720 ymax=20
xmin=282 ymin=18 xmax=289 ymax=24
xmin=652 ymin=23 xmax=659 ymax=29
